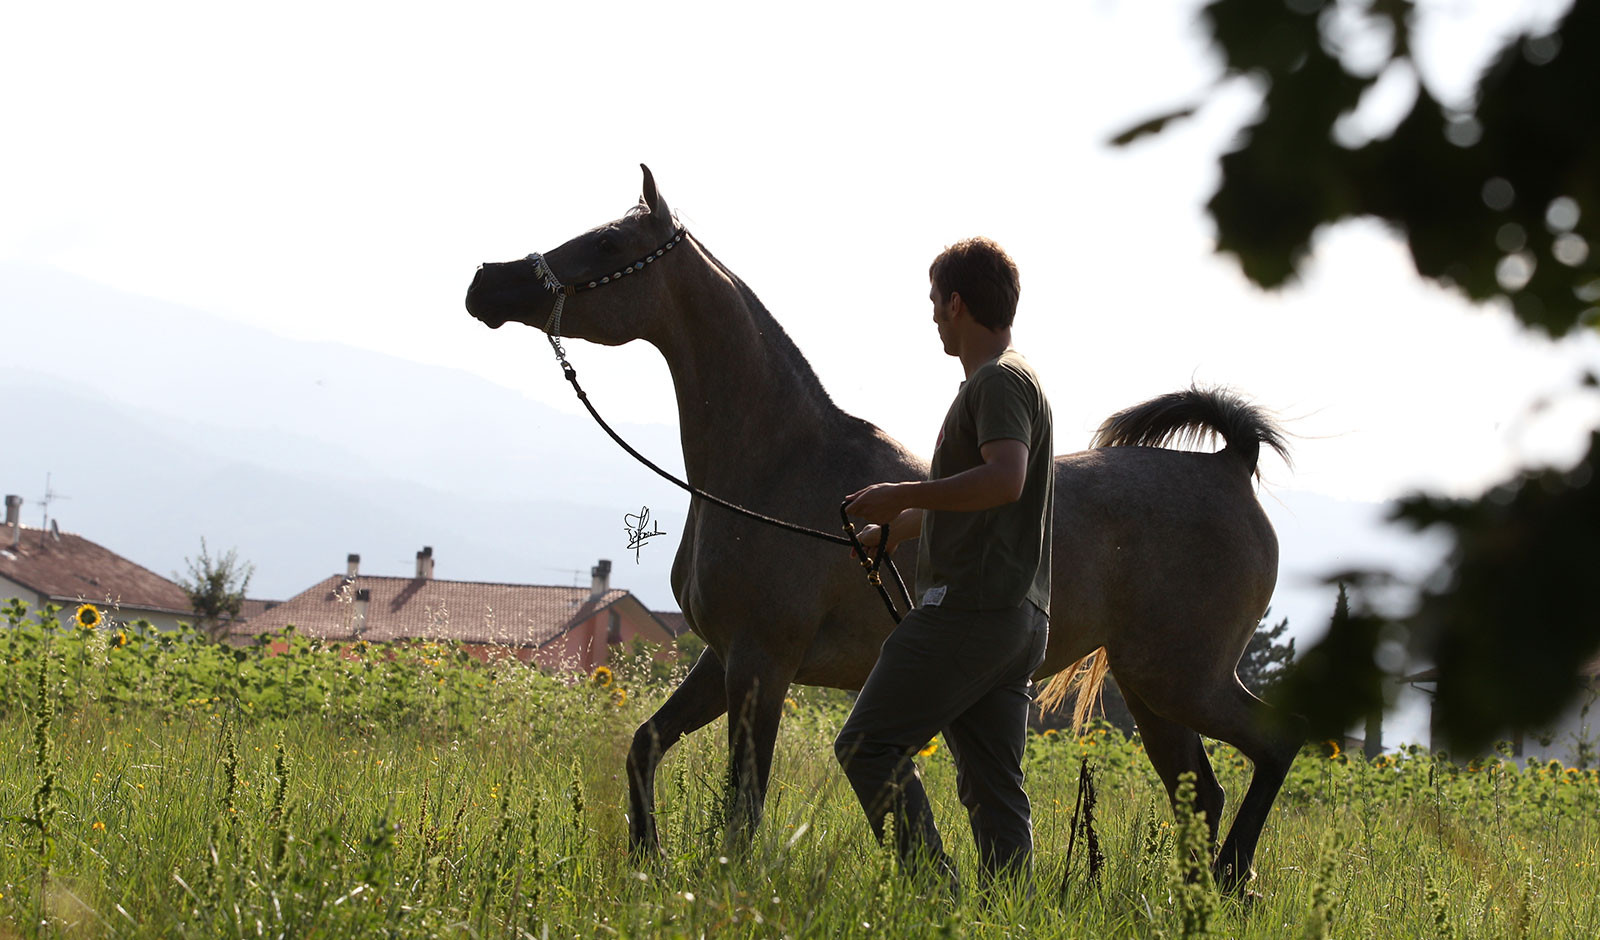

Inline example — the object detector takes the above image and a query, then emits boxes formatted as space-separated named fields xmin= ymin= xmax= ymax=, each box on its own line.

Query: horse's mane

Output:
xmin=689 ymin=233 xmax=844 ymax=416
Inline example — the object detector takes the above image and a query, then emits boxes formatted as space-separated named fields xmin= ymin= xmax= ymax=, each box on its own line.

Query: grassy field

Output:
xmin=3 ymin=600 xmax=1599 ymax=938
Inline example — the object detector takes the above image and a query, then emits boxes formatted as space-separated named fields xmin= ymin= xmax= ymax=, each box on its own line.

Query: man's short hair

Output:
xmin=929 ymin=237 xmax=1021 ymax=331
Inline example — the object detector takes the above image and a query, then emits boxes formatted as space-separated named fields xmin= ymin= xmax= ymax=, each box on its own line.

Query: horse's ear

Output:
xmin=640 ymin=163 xmax=672 ymax=223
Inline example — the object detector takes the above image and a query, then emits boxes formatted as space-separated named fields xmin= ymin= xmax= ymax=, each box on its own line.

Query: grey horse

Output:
xmin=464 ymin=166 xmax=1302 ymax=891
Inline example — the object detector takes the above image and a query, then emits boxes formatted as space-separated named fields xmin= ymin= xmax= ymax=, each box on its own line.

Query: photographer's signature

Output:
xmin=624 ymin=506 xmax=666 ymax=562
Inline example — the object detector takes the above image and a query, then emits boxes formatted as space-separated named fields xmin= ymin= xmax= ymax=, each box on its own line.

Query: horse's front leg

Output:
xmin=627 ymin=647 xmax=728 ymax=857
xmin=723 ymin=649 xmax=796 ymax=849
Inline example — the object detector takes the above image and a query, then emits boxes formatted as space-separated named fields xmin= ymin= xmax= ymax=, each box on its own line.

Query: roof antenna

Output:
xmin=544 ymin=566 xmax=582 ymax=588
xmin=36 ymin=472 xmax=69 ymax=540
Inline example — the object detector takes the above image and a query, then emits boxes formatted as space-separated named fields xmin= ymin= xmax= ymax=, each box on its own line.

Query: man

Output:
xmin=837 ymin=236 xmax=1054 ymax=891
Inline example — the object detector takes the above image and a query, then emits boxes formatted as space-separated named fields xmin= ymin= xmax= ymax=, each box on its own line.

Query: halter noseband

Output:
xmin=525 ymin=228 xmax=687 ymax=342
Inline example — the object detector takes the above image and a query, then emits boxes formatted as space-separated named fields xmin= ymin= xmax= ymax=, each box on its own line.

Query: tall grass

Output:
xmin=3 ymin=599 xmax=1599 ymax=938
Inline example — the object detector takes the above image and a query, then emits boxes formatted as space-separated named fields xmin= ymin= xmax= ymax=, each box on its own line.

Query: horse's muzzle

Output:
xmin=464 ymin=266 xmax=508 ymax=329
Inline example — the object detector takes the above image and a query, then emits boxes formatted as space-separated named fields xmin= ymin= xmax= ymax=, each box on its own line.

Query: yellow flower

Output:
xmin=917 ymin=741 xmax=938 ymax=757
xmin=75 ymin=603 xmax=102 ymax=630
xmin=591 ymin=665 xmax=614 ymax=688
xmin=611 ymin=687 xmax=628 ymax=707
xmin=1320 ymin=739 xmax=1342 ymax=760
xmin=784 ymin=697 xmax=799 ymax=712
xmin=91 ymin=821 xmax=105 ymax=831
xmin=110 ymin=630 xmax=129 ymax=649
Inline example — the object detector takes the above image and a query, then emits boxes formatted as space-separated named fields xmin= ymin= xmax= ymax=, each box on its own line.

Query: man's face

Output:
xmin=930 ymin=281 xmax=959 ymax=356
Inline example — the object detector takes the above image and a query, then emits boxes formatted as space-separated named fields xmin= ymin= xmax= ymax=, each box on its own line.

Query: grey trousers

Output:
xmin=834 ymin=602 xmax=1049 ymax=884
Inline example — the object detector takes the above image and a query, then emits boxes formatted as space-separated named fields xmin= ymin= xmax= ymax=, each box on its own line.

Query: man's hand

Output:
xmin=845 ymin=482 xmax=910 ymax=526
xmin=850 ymin=523 xmax=890 ymax=559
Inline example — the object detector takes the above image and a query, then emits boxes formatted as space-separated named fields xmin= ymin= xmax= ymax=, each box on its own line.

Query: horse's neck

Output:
xmin=652 ymin=247 xmax=840 ymax=491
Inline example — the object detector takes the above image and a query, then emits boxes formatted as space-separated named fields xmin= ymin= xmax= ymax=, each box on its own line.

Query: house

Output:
xmin=651 ymin=609 xmax=690 ymax=638
xmin=233 ymin=549 xmax=676 ymax=673
xmin=0 ymin=494 xmax=194 ymax=632
xmin=1405 ymin=660 xmax=1600 ymax=767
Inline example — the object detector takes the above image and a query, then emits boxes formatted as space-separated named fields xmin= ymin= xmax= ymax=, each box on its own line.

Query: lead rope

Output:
xmin=526 ymin=242 xmax=912 ymax=623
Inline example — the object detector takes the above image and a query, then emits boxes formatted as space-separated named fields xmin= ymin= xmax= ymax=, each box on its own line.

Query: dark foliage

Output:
xmin=1142 ymin=0 xmax=1600 ymax=335
xmin=1131 ymin=0 xmax=1600 ymax=750
xmin=1398 ymin=432 xmax=1600 ymax=745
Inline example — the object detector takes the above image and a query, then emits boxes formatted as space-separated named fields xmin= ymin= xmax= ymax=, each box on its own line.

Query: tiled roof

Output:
xmin=0 ymin=524 xmax=192 ymax=615
xmin=652 ymin=610 xmax=689 ymax=637
xmin=237 ymin=598 xmax=281 ymax=621
xmin=236 ymin=574 xmax=643 ymax=646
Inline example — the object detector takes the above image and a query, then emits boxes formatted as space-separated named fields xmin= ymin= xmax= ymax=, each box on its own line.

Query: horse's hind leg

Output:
xmin=627 ymin=647 xmax=729 ymax=857
xmin=1120 ymin=683 xmax=1226 ymax=847
xmin=1188 ymin=682 xmax=1303 ymax=892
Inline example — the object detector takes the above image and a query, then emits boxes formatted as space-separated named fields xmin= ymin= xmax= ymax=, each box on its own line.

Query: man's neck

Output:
xmin=959 ymin=328 xmax=1013 ymax=378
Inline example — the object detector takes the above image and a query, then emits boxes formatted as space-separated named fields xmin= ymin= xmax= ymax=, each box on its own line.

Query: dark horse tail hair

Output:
xmin=1091 ymin=385 xmax=1291 ymax=478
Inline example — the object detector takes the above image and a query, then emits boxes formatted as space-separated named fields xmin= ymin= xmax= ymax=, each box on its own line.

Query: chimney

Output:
xmin=415 ymin=546 xmax=434 ymax=580
xmin=346 ymin=553 xmax=361 ymax=579
xmin=590 ymin=559 xmax=612 ymax=599
xmin=4 ymin=495 xmax=19 ymax=548
xmin=354 ymin=588 xmax=370 ymax=635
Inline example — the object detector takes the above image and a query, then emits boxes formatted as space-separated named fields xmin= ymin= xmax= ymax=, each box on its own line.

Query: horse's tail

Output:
xmin=1091 ymin=385 xmax=1290 ymax=478
xmin=1037 ymin=650 xmax=1110 ymax=730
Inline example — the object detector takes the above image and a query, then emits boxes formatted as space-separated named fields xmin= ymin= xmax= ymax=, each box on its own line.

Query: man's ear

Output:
xmin=948 ymin=291 xmax=967 ymax=318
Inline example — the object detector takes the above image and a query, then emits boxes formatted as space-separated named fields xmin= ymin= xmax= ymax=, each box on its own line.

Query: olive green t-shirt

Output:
xmin=915 ymin=349 xmax=1054 ymax=614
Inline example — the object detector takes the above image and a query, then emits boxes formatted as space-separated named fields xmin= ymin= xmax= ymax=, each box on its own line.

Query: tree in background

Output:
xmin=1237 ymin=611 xmax=1297 ymax=699
xmin=1127 ymin=0 xmax=1599 ymax=750
xmin=176 ymin=538 xmax=254 ymax=643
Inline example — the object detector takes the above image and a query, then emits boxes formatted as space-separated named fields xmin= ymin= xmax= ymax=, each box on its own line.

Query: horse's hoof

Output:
xmin=628 ymin=835 xmax=666 ymax=863
xmin=1213 ymin=861 xmax=1257 ymax=897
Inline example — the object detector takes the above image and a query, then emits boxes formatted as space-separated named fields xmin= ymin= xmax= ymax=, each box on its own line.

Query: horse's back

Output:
xmin=1041 ymin=446 xmax=1278 ymax=681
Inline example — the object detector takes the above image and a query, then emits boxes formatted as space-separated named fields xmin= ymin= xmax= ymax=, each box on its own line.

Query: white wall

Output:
xmin=0 ymin=577 xmax=188 ymax=634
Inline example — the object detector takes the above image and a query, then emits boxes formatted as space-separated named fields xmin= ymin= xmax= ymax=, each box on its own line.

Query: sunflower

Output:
xmin=110 ymin=630 xmax=129 ymax=649
xmin=591 ymin=665 xmax=614 ymax=688
xmin=917 ymin=741 xmax=938 ymax=757
xmin=611 ymin=687 xmax=628 ymax=707
xmin=75 ymin=603 xmax=102 ymax=630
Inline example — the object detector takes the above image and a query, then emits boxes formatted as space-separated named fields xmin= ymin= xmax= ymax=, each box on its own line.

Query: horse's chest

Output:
xmin=670 ymin=510 xmax=828 ymax=652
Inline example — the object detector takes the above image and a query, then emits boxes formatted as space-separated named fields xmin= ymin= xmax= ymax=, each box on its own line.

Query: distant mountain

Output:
xmin=3 ymin=262 xmax=691 ymax=607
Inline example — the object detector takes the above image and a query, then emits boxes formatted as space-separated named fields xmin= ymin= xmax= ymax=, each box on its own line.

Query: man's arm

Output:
xmin=851 ymin=507 xmax=923 ymax=556
xmin=845 ymin=439 xmax=1029 ymax=526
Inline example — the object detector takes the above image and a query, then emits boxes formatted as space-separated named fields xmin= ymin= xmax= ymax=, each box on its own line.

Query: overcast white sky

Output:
xmin=4 ymin=0 xmax=1595 ymax=505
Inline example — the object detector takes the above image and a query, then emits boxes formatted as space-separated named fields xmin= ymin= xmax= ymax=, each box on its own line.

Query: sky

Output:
xmin=6 ymin=0 xmax=1594 ymax=503
xmin=4 ymin=0 xmax=1596 ymax=650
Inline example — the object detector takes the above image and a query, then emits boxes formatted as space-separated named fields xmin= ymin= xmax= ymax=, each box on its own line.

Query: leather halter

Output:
xmin=525 ymin=228 xmax=687 ymax=341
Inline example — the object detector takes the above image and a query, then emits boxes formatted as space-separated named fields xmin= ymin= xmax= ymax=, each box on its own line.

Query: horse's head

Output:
xmin=465 ymin=164 xmax=681 ymax=347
